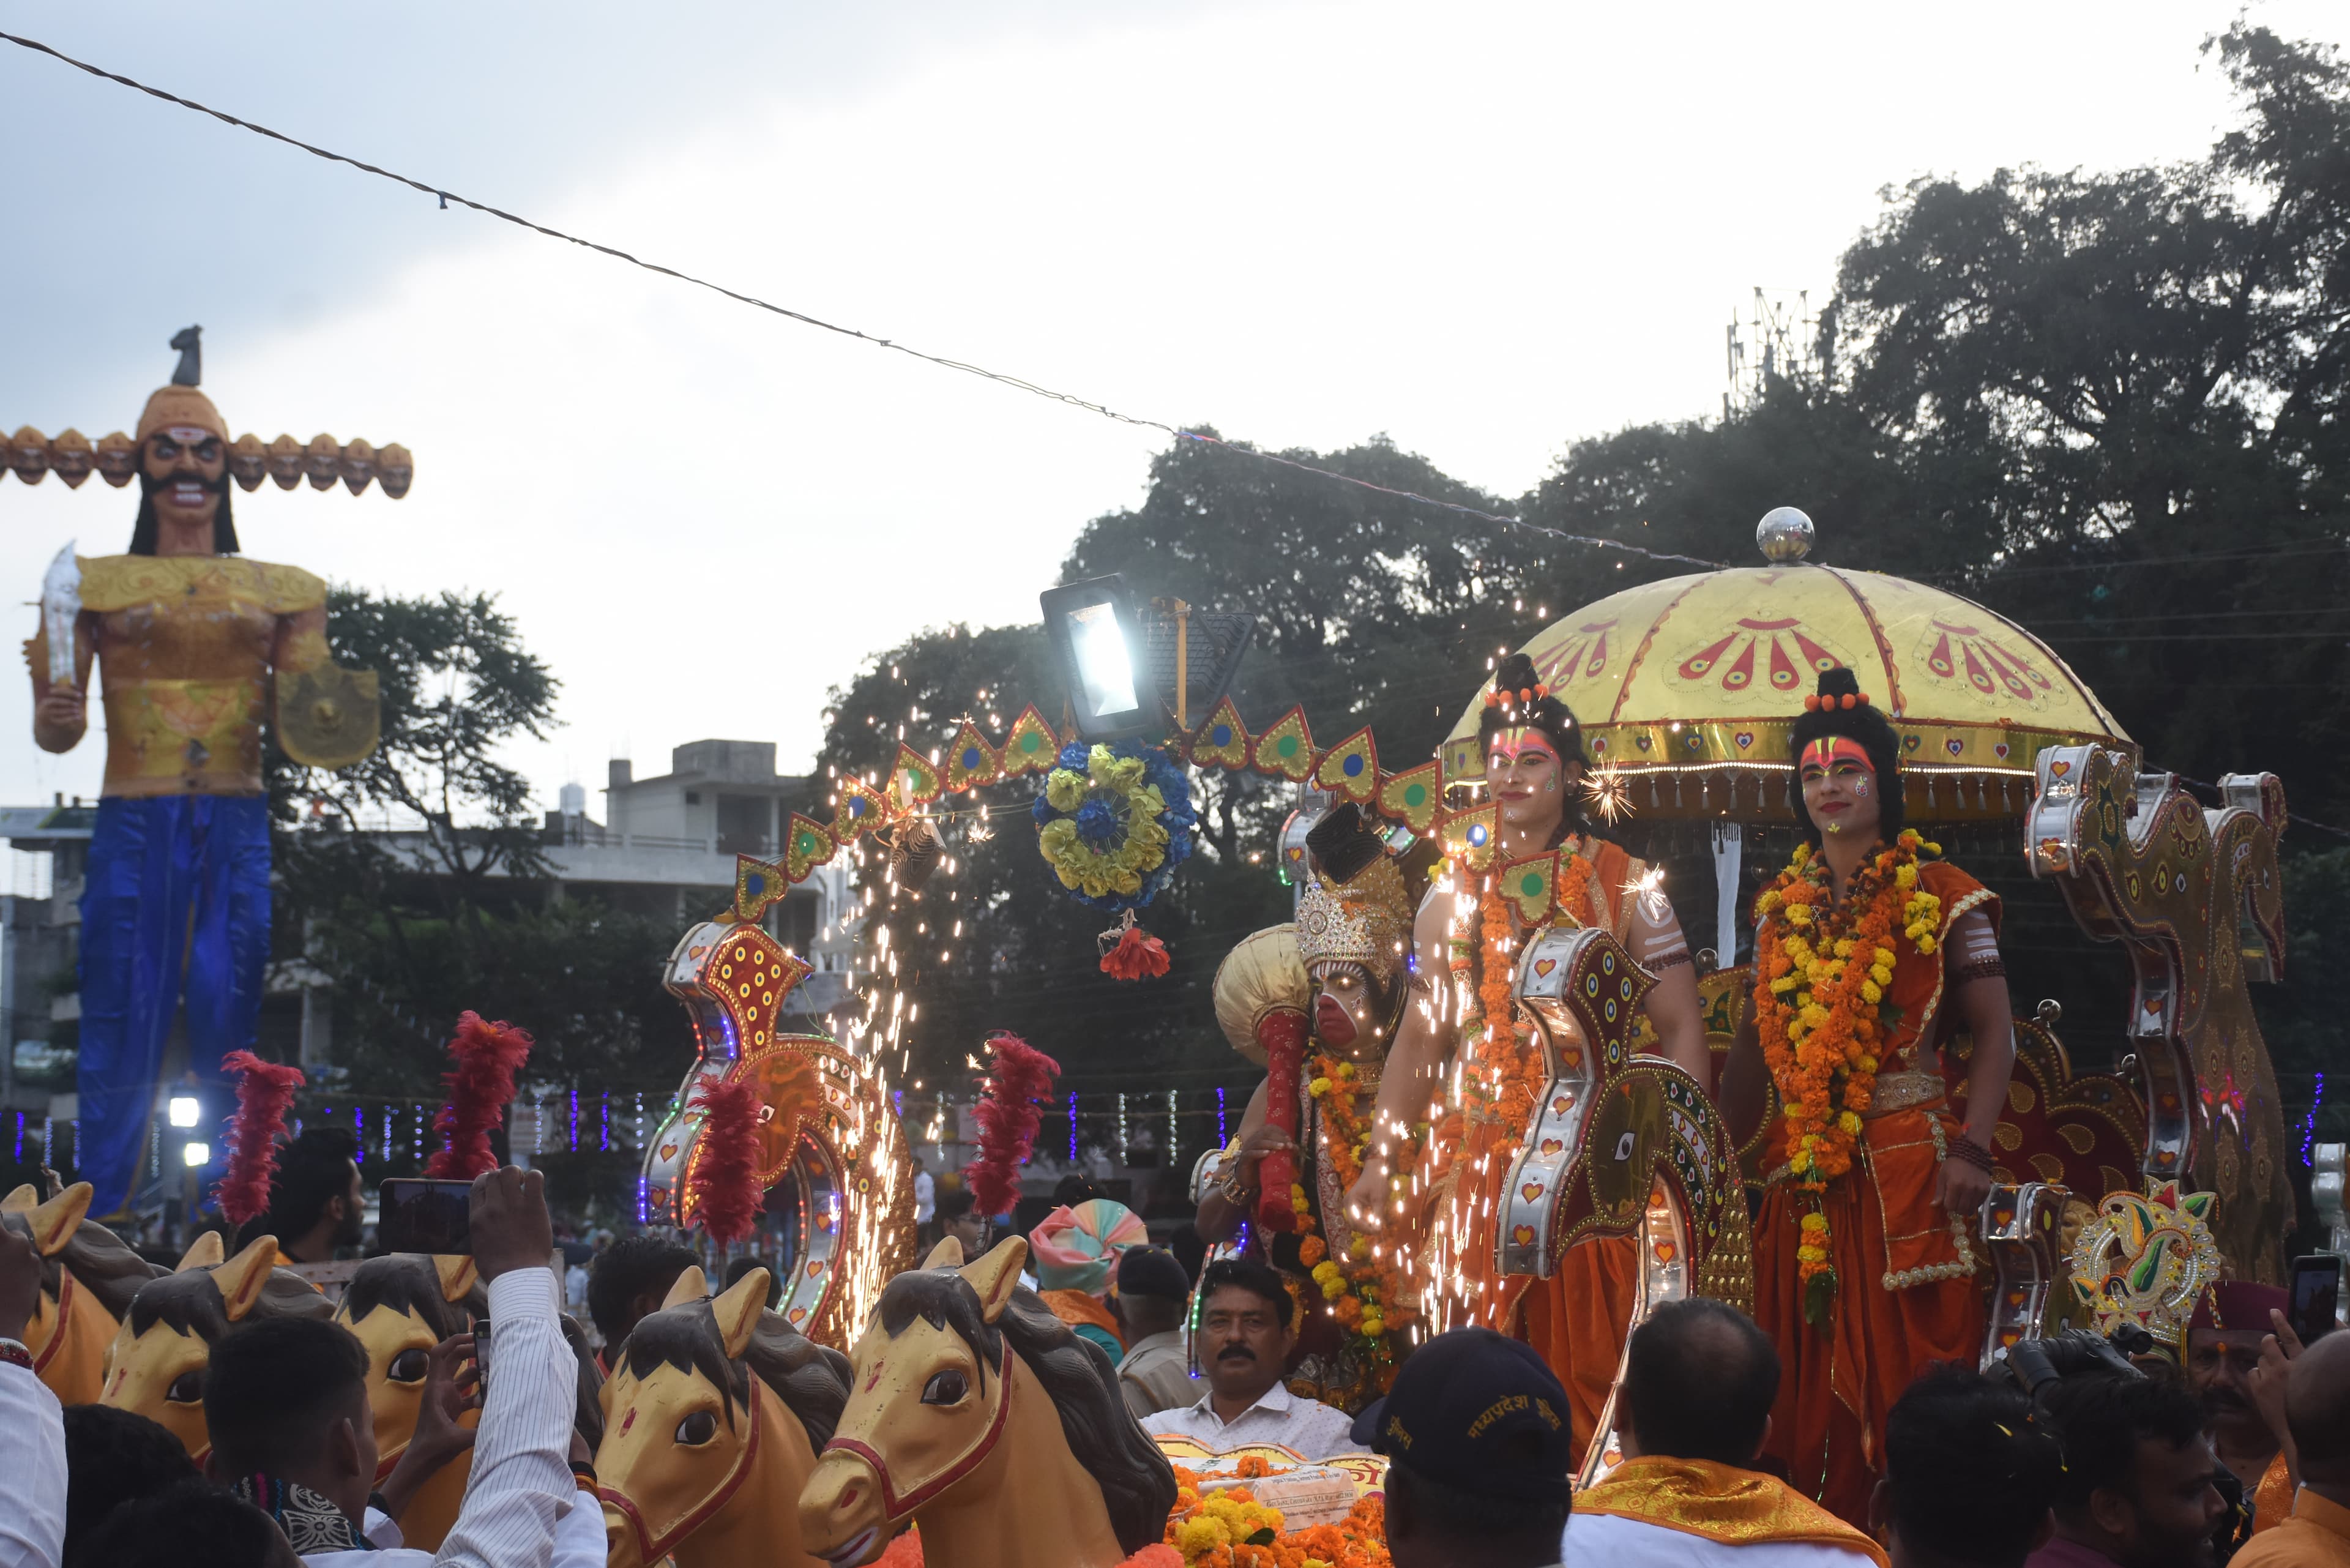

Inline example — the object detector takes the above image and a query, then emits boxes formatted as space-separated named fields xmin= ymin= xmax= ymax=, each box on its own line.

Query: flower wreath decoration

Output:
xmin=1032 ymin=741 xmax=1197 ymax=911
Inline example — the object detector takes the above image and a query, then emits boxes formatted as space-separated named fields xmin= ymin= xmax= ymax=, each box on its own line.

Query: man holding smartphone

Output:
xmin=2233 ymin=1327 xmax=2350 ymax=1568
xmin=200 ymin=1165 xmax=603 ymax=1566
xmin=2187 ymin=1282 xmax=2294 ymax=1506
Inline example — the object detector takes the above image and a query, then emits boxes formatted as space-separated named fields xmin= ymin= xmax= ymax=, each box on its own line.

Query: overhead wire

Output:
xmin=0 ymin=27 xmax=1726 ymax=573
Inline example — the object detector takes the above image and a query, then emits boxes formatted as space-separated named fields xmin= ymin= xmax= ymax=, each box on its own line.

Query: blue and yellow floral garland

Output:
xmin=1031 ymin=741 xmax=1196 ymax=911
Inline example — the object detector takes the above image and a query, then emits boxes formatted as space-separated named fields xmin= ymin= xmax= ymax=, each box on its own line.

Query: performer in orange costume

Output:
xmin=1722 ymin=667 xmax=2016 ymax=1526
xmin=1346 ymin=653 xmax=1714 ymax=1463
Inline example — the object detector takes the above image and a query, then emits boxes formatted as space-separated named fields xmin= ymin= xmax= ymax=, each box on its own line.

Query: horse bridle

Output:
xmin=821 ymin=1351 xmax=1015 ymax=1519
xmin=31 ymin=1271 xmax=71 ymax=1376
xmin=598 ymin=1372 xmax=764 ymax=1562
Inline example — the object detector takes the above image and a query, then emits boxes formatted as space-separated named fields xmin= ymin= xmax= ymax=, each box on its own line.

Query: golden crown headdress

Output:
xmin=1294 ymin=854 xmax=1411 ymax=985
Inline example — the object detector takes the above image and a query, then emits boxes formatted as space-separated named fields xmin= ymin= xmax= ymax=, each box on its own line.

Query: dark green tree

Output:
xmin=272 ymin=589 xmax=685 ymax=1098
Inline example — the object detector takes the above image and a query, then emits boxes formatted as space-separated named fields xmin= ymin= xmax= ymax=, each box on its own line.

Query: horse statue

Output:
xmin=2 ymin=1181 xmax=166 ymax=1404
xmin=596 ymin=1263 xmax=853 ymax=1568
xmin=100 ymin=1231 xmax=332 ymax=1462
xmin=336 ymin=1252 xmax=486 ymax=1551
xmin=333 ymin=1251 xmax=603 ymax=1551
xmin=799 ymin=1236 xmax=1179 ymax=1568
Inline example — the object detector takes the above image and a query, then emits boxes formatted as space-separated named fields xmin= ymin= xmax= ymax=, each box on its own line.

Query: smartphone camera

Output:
xmin=377 ymin=1178 xmax=476 ymax=1256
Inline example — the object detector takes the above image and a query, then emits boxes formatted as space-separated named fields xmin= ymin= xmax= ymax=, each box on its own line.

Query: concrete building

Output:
xmin=0 ymin=739 xmax=857 ymax=1116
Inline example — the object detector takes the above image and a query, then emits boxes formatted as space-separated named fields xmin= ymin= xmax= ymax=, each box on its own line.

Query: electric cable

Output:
xmin=0 ymin=28 xmax=1726 ymax=572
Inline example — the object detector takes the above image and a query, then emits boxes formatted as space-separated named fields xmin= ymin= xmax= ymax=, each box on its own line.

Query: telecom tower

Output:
xmin=1724 ymin=286 xmax=1822 ymax=417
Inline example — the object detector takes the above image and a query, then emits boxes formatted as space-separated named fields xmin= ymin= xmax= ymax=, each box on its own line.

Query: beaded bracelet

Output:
xmin=0 ymin=1339 xmax=31 ymax=1373
xmin=1948 ymin=1132 xmax=1997 ymax=1173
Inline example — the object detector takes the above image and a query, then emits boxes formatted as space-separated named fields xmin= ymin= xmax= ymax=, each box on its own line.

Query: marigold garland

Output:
xmin=1298 ymin=1053 xmax=1415 ymax=1351
xmin=1443 ymin=842 xmax=1595 ymax=1162
xmin=1166 ymin=1463 xmax=1390 ymax=1568
xmin=1753 ymin=829 xmax=1942 ymax=1326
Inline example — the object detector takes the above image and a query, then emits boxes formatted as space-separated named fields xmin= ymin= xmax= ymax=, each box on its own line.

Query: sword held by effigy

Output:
xmin=40 ymin=543 xmax=81 ymax=690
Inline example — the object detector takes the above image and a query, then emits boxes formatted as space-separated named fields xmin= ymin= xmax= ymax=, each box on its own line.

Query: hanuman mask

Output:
xmin=1294 ymin=853 xmax=1412 ymax=1058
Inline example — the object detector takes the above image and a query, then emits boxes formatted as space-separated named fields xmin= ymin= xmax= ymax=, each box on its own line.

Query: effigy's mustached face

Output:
xmin=144 ymin=428 xmax=228 ymax=532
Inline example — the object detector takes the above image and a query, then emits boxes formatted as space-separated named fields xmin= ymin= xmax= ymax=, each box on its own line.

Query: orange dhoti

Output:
xmin=1428 ymin=1110 xmax=1639 ymax=1466
xmin=1751 ymin=1096 xmax=1983 ymax=1526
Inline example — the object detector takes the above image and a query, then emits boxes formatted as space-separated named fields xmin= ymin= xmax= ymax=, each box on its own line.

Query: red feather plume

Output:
xmin=966 ymin=1032 xmax=1061 ymax=1219
xmin=685 ymin=1075 xmax=765 ymax=1248
xmin=423 ymin=1012 xmax=533 ymax=1179
xmin=215 ymin=1050 xmax=305 ymax=1228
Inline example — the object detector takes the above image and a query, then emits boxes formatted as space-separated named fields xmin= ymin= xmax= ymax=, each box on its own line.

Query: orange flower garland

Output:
xmin=1753 ymin=828 xmax=1942 ymax=1325
xmin=1448 ymin=843 xmax=1594 ymax=1161
xmin=1297 ymin=1051 xmax=1416 ymax=1350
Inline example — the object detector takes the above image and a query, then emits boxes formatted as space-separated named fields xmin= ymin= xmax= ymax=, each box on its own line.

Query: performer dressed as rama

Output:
xmin=27 ymin=365 xmax=373 ymax=1215
xmin=1198 ymin=803 xmax=1420 ymax=1411
xmin=1345 ymin=653 xmax=1712 ymax=1460
xmin=1720 ymin=666 xmax=2016 ymax=1526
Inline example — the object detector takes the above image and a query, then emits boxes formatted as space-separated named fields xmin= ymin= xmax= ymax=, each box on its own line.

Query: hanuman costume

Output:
xmin=1206 ymin=806 xmax=1418 ymax=1412
xmin=1417 ymin=830 xmax=1691 ymax=1463
xmin=1745 ymin=669 xmax=2001 ymax=1523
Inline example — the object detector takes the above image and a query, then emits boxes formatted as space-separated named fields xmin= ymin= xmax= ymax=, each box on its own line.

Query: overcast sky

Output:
xmin=3 ymin=0 xmax=2344 ymax=820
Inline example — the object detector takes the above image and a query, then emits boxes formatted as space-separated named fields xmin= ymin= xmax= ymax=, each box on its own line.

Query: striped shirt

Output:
xmin=308 ymin=1267 xmax=600 ymax=1567
xmin=0 ymin=1357 xmax=66 ymax=1568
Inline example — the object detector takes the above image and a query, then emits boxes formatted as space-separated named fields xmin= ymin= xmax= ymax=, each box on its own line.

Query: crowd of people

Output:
xmin=3 ymin=1149 xmax=2345 ymax=1568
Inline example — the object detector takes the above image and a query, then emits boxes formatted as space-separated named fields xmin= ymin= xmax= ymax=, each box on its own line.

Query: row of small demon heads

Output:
xmin=2 ymin=427 xmax=413 ymax=498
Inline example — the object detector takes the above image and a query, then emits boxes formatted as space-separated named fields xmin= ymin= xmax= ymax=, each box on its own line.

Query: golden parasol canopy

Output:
xmin=1442 ymin=511 xmax=2132 ymax=820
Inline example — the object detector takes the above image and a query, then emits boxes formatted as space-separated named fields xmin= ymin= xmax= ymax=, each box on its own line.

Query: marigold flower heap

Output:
xmin=1754 ymin=827 xmax=1941 ymax=1323
xmin=1166 ymin=1462 xmax=1390 ymax=1568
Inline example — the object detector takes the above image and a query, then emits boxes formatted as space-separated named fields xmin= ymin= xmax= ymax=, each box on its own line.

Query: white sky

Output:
xmin=3 ymin=0 xmax=2344 ymax=816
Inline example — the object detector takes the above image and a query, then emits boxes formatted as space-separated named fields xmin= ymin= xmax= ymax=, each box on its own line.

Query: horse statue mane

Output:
xmin=102 ymin=1231 xmax=332 ymax=1461
xmin=800 ymin=1236 xmax=1179 ymax=1568
xmin=2 ymin=1181 xmax=167 ymax=1403
xmin=597 ymin=1264 xmax=853 ymax=1568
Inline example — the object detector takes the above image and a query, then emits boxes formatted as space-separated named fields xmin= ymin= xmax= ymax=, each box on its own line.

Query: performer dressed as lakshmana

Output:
xmin=1198 ymin=804 xmax=1420 ymax=1411
xmin=1344 ymin=653 xmax=1714 ymax=1461
xmin=1720 ymin=666 xmax=2017 ymax=1526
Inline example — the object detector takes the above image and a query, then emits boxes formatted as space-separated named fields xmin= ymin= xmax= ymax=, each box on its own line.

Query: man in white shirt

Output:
xmin=912 ymin=1156 xmax=936 ymax=1236
xmin=200 ymin=1166 xmax=605 ymax=1566
xmin=1114 ymin=1247 xmax=1198 ymax=1419
xmin=0 ymin=1211 xmax=66 ymax=1568
xmin=1140 ymin=1256 xmax=1363 ymax=1460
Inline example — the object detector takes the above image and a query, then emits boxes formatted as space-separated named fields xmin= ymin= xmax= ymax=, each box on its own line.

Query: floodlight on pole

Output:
xmin=1040 ymin=575 xmax=1154 ymax=741
xmin=168 ymin=1095 xmax=201 ymax=1128
xmin=182 ymin=1141 xmax=211 ymax=1168
xmin=1040 ymin=575 xmax=1256 ymax=743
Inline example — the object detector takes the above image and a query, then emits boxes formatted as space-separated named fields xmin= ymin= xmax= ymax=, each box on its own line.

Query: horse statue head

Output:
xmin=100 ymin=1232 xmax=332 ymax=1462
xmin=800 ymin=1236 xmax=1177 ymax=1568
xmin=335 ymin=1252 xmax=485 ymax=1550
xmin=597 ymin=1263 xmax=853 ymax=1568
xmin=2 ymin=1181 xmax=165 ymax=1405
xmin=335 ymin=1250 xmax=606 ymax=1551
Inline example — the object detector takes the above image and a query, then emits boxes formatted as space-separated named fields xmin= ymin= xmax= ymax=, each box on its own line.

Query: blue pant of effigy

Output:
xmin=76 ymin=795 xmax=272 ymax=1215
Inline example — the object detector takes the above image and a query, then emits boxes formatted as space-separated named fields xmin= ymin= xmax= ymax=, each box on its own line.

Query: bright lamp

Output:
xmin=167 ymin=1095 xmax=201 ymax=1128
xmin=182 ymin=1141 xmax=211 ymax=1168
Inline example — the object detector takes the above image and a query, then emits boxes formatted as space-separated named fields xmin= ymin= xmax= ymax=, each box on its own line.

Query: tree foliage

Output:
xmin=271 ymin=589 xmax=685 ymax=1096
xmin=812 ymin=25 xmax=2350 ymax=1115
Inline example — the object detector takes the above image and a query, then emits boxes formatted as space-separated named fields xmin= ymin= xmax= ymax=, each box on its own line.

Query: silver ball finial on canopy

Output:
xmin=1756 ymin=506 xmax=1814 ymax=562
